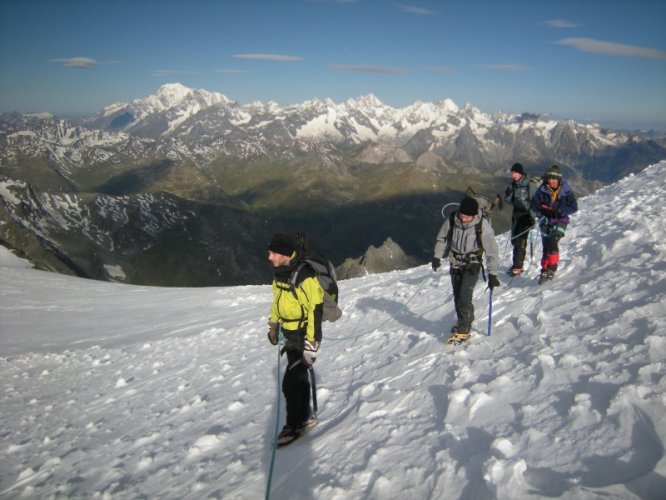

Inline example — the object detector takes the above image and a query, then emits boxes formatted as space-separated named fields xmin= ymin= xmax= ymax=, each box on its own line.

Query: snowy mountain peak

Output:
xmin=88 ymin=83 xmax=233 ymax=135
xmin=142 ymin=83 xmax=231 ymax=112
xmin=348 ymin=93 xmax=385 ymax=109
xmin=155 ymin=83 xmax=192 ymax=105
xmin=436 ymin=98 xmax=459 ymax=113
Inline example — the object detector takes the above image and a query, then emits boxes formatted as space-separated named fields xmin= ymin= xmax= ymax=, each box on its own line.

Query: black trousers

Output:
xmin=450 ymin=264 xmax=480 ymax=333
xmin=511 ymin=214 xmax=534 ymax=269
xmin=282 ymin=347 xmax=311 ymax=429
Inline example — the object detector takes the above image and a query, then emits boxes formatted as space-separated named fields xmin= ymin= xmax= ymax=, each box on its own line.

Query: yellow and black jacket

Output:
xmin=270 ymin=259 xmax=324 ymax=344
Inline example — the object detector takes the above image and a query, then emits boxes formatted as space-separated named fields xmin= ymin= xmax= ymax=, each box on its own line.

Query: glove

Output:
xmin=505 ymin=186 xmax=512 ymax=197
xmin=431 ymin=257 xmax=441 ymax=271
xmin=302 ymin=340 xmax=319 ymax=367
xmin=540 ymin=205 xmax=554 ymax=217
xmin=488 ymin=274 xmax=500 ymax=290
xmin=267 ymin=321 xmax=278 ymax=345
xmin=541 ymin=206 xmax=561 ymax=218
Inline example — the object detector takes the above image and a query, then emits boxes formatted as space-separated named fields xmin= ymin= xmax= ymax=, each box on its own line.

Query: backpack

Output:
xmin=465 ymin=187 xmax=503 ymax=215
xmin=291 ymin=232 xmax=342 ymax=323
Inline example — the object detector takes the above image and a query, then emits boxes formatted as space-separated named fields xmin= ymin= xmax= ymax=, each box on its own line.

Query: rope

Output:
xmin=509 ymin=220 xmax=537 ymax=241
xmin=441 ymin=202 xmax=460 ymax=219
xmin=264 ymin=331 xmax=284 ymax=500
xmin=502 ymin=216 xmax=542 ymax=269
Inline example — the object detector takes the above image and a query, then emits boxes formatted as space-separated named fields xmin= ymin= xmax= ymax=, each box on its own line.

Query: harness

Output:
xmin=444 ymin=211 xmax=484 ymax=259
xmin=445 ymin=211 xmax=486 ymax=280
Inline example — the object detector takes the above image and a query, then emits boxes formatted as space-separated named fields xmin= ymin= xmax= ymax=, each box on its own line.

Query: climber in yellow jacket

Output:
xmin=266 ymin=233 xmax=323 ymax=446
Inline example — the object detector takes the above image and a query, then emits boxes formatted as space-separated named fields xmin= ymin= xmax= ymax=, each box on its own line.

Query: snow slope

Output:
xmin=1 ymin=162 xmax=665 ymax=499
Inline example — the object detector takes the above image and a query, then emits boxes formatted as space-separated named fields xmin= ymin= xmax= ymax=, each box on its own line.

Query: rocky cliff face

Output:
xmin=337 ymin=238 xmax=419 ymax=279
xmin=0 ymin=178 xmax=272 ymax=286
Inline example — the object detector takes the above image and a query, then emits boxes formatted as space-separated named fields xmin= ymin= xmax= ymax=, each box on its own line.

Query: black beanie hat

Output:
xmin=268 ymin=233 xmax=297 ymax=257
xmin=459 ymin=197 xmax=479 ymax=217
xmin=511 ymin=162 xmax=524 ymax=175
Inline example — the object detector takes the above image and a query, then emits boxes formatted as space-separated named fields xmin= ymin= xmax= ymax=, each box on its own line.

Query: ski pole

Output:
xmin=487 ymin=288 xmax=493 ymax=337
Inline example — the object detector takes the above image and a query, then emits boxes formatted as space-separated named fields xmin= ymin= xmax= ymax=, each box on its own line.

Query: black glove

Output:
xmin=488 ymin=274 xmax=500 ymax=290
xmin=267 ymin=321 xmax=278 ymax=345
xmin=431 ymin=257 xmax=441 ymax=271
xmin=505 ymin=186 xmax=512 ymax=197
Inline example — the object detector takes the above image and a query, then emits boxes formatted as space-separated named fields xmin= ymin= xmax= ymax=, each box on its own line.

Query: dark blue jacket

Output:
xmin=530 ymin=179 xmax=578 ymax=225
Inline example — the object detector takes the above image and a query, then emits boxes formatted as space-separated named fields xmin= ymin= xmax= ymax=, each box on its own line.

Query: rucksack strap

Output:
xmin=278 ymin=264 xmax=308 ymax=328
xmin=289 ymin=261 xmax=309 ymax=289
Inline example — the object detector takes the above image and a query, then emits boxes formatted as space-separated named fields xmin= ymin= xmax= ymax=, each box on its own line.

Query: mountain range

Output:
xmin=1 ymin=83 xmax=665 ymax=286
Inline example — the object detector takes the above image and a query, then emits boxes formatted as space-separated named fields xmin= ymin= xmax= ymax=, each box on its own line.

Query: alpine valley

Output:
xmin=1 ymin=83 xmax=665 ymax=286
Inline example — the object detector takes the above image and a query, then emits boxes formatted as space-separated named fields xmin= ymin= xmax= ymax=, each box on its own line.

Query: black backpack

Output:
xmin=292 ymin=232 xmax=342 ymax=322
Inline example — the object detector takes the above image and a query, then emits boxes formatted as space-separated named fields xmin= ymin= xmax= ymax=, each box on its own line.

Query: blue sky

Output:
xmin=1 ymin=0 xmax=665 ymax=131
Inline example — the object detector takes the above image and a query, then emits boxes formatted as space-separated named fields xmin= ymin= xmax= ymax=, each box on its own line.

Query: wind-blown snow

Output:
xmin=1 ymin=163 xmax=665 ymax=499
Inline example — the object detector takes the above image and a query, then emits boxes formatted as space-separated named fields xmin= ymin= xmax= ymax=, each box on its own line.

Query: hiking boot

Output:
xmin=447 ymin=323 xmax=471 ymax=344
xmin=447 ymin=331 xmax=471 ymax=345
xmin=300 ymin=417 xmax=318 ymax=432
xmin=510 ymin=267 xmax=523 ymax=276
xmin=277 ymin=425 xmax=300 ymax=446
xmin=278 ymin=418 xmax=317 ymax=447
xmin=538 ymin=269 xmax=555 ymax=285
xmin=450 ymin=322 xmax=461 ymax=334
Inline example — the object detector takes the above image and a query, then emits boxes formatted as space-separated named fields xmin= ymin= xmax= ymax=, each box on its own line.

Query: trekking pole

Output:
xmin=487 ymin=288 xmax=493 ymax=337
xmin=309 ymin=366 xmax=318 ymax=417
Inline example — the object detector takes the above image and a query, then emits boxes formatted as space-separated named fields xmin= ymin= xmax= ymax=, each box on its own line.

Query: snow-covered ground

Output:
xmin=1 ymin=162 xmax=665 ymax=499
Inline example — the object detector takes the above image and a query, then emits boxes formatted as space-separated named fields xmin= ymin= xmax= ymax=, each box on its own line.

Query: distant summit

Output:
xmin=337 ymin=238 xmax=419 ymax=279
xmin=75 ymin=83 xmax=664 ymax=185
